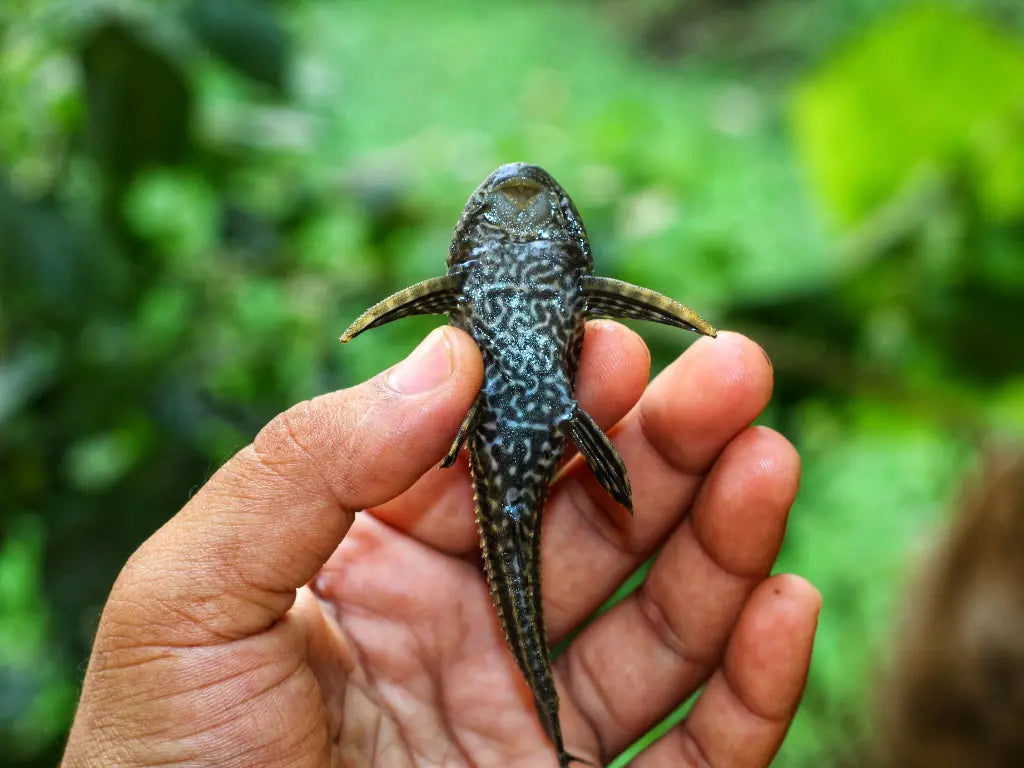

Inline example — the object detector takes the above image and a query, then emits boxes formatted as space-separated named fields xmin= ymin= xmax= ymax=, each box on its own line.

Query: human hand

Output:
xmin=62 ymin=323 xmax=819 ymax=768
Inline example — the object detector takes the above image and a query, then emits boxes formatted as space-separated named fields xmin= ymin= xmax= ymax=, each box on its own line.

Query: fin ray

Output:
xmin=441 ymin=394 xmax=482 ymax=468
xmin=568 ymin=406 xmax=633 ymax=513
xmin=582 ymin=275 xmax=716 ymax=337
xmin=340 ymin=275 xmax=464 ymax=343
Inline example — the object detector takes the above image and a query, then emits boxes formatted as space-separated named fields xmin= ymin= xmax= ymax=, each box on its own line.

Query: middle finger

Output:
xmin=541 ymin=331 xmax=774 ymax=639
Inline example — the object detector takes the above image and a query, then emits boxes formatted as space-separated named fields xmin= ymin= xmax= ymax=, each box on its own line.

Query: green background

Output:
xmin=2 ymin=1 xmax=1023 ymax=765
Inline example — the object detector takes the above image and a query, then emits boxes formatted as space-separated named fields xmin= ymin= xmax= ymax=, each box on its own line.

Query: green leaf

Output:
xmin=792 ymin=5 xmax=1024 ymax=225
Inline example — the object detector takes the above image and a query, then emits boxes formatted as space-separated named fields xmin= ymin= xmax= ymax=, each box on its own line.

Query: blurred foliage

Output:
xmin=794 ymin=4 xmax=1024 ymax=225
xmin=1 ymin=0 xmax=1022 ymax=765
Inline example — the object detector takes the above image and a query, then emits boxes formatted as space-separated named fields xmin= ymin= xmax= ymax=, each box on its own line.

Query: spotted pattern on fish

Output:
xmin=341 ymin=162 xmax=717 ymax=767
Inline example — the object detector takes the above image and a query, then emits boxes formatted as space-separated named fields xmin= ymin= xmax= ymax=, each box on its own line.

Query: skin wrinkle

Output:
xmin=562 ymin=474 xmax=635 ymax=556
xmin=254 ymin=404 xmax=350 ymax=513
xmin=331 ymin=528 xmax=519 ymax=766
xmin=440 ymin=646 xmax=557 ymax=765
xmin=121 ymin=709 xmax=199 ymax=743
xmin=636 ymin=575 xmax=715 ymax=666
xmin=114 ymin=756 xmax=192 ymax=768
xmin=190 ymin=662 xmax=313 ymax=743
xmin=144 ymin=655 xmax=299 ymax=714
xmin=280 ymin=402 xmax=344 ymax=504
xmin=680 ymin=512 xmax=756 ymax=587
xmin=162 ymin=594 xmax=255 ymax=643
xmin=346 ymin=387 xmax=414 ymax=502
xmin=563 ymin=592 xmax=711 ymax=760
xmin=542 ymin=442 xmax=698 ymax=638
xmin=178 ymin=543 xmax=292 ymax=609
xmin=636 ymin=397 xmax=714 ymax=480
xmin=284 ymin=696 xmax=333 ymax=768
xmin=337 ymin=677 xmax=375 ymax=761
xmin=212 ymin=446 xmax=312 ymax=507
xmin=220 ymin=561 xmax=305 ymax=614
xmin=432 ymin=666 xmax=476 ymax=767
xmin=92 ymin=648 xmax=178 ymax=675
xmin=553 ymin=425 xmax=797 ymax=757
xmin=330 ymin=605 xmax=443 ymax=763
xmin=87 ymin=659 xmax=314 ymax=768
xmin=714 ymin=665 xmax=783 ymax=726
xmin=369 ymin=704 xmax=414 ymax=768
xmin=629 ymin=417 xmax=697 ymax=492
xmin=677 ymin=727 xmax=715 ymax=768
xmin=104 ymin=589 xmax=166 ymax=625
xmin=371 ymin=713 xmax=382 ymax=766
xmin=102 ymin=655 xmax=300 ymax=740
xmin=564 ymin=636 xmax=616 ymax=759
xmin=226 ymin=446 xmax=319 ymax=509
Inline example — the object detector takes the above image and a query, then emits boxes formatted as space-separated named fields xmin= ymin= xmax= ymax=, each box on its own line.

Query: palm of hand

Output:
xmin=63 ymin=327 xmax=817 ymax=768
xmin=171 ymin=522 xmax=533 ymax=768
xmin=307 ymin=519 xmax=565 ymax=767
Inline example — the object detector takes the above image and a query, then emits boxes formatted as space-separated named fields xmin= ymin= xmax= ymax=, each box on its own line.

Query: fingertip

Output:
xmin=576 ymin=320 xmax=650 ymax=429
xmin=690 ymin=426 xmax=801 ymax=577
xmin=640 ymin=331 xmax=774 ymax=477
xmin=721 ymin=425 xmax=801 ymax=482
xmin=725 ymin=573 xmax=821 ymax=722
xmin=739 ymin=426 xmax=802 ymax=510
xmin=688 ymin=330 xmax=773 ymax=402
xmin=584 ymin=319 xmax=651 ymax=374
xmin=440 ymin=325 xmax=484 ymax=390
xmin=742 ymin=573 xmax=822 ymax=646
xmin=769 ymin=573 xmax=823 ymax=621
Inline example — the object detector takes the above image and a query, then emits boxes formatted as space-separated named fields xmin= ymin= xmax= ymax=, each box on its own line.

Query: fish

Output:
xmin=341 ymin=163 xmax=716 ymax=766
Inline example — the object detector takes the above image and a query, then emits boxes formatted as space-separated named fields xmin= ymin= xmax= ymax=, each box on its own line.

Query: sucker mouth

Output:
xmin=494 ymin=179 xmax=544 ymax=210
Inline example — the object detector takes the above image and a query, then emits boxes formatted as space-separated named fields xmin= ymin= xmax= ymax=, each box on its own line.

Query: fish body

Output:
xmin=342 ymin=163 xmax=716 ymax=766
xmin=449 ymin=165 xmax=590 ymax=764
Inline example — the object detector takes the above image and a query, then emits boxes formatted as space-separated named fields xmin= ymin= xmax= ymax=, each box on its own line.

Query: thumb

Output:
xmin=107 ymin=326 xmax=482 ymax=646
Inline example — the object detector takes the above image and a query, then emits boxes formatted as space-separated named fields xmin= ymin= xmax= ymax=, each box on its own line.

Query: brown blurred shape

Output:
xmin=879 ymin=448 xmax=1024 ymax=767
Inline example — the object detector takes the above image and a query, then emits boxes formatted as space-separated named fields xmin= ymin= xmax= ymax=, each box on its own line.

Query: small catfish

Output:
xmin=341 ymin=163 xmax=715 ymax=767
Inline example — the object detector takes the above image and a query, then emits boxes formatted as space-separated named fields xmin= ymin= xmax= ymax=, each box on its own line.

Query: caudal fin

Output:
xmin=533 ymin=695 xmax=595 ymax=767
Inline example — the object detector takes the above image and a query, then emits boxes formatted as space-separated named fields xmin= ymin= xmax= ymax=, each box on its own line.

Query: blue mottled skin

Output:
xmin=446 ymin=165 xmax=591 ymax=767
xmin=341 ymin=163 xmax=716 ymax=767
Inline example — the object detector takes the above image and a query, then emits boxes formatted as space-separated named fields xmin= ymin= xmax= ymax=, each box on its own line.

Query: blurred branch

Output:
xmin=735 ymin=320 xmax=1001 ymax=438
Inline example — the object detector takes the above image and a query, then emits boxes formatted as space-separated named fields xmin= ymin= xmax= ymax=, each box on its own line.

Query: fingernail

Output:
xmin=387 ymin=328 xmax=453 ymax=394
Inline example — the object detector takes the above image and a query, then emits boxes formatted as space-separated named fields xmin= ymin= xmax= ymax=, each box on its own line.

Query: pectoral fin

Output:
xmin=440 ymin=394 xmax=482 ymax=468
xmin=340 ymin=274 xmax=464 ymax=343
xmin=568 ymin=406 xmax=633 ymax=514
xmin=582 ymin=275 xmax=716 ymax=337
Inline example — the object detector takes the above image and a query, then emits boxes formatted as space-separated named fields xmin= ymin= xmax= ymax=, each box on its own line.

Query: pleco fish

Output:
xmin=342 ymin=163 xmax=716 ymax=767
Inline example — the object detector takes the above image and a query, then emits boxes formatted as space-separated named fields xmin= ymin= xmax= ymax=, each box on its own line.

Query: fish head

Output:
xmin=481 ymin=163 xmax=563 ymax=239
xmin=449 ymin=163 xmax=593 ymax=268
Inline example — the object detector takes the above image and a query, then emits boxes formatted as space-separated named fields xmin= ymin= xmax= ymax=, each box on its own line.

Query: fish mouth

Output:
xmin=487 ymin=162 xmax=556 ymax=192
xmin=493 ymin=178 xmax=545 ymax=210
